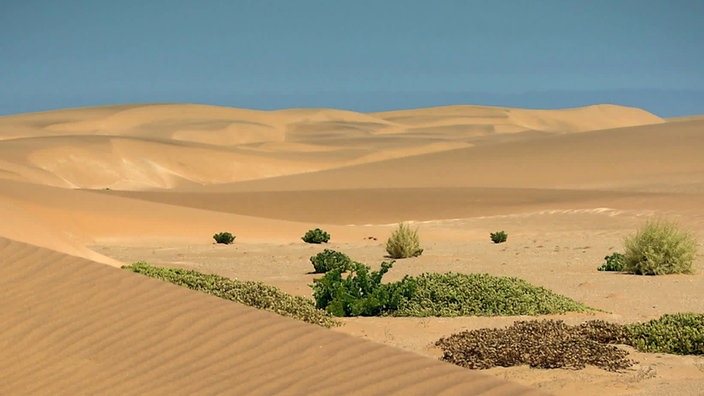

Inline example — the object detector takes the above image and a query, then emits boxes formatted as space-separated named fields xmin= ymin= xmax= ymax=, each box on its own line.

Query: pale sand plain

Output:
xmin=1 ymin=103 xmax=703 ymax=395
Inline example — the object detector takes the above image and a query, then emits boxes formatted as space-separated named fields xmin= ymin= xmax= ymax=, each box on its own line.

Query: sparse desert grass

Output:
xmin=123 ymin=262 xmax=340 ymax=328
xmin=302 ymin=228 xmax=330 ymax=244
xmin=311 ymin=262 xmax=593 ymax=317
xmin=310 ymin=249 xmax=352 ymax=273
xmin=623 ymin=220 xmax=698 ymax=275
xmin=386 ymin=223 xmax=423 ymax=258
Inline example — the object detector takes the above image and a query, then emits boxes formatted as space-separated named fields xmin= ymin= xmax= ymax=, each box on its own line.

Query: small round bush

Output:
xmin=213 ymin=232 xmax=235 ymax=244
xmin=597 ymin=252 xmax=625 ymax=272
xmin=386 ymin=223 xmax=423 ymax=259
xmin=622 ymin=220 xmax=697 ymax=275
xmin=310 ymin=249 xmax=352 ymax=273
xmin=302 ymin=228 xmax=330 ymax=244
xmin=490 ymin=231 xmax=507 ymax=244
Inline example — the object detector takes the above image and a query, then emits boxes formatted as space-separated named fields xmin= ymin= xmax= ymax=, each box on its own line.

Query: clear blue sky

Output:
xmin=2 ymin=0 xmax=703 ymax=117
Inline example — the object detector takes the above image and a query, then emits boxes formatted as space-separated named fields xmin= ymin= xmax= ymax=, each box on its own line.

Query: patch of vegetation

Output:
xmin=436 ymin=319 xmax=634 ymax=371
xmin=213 ymin=232 xmax=235 ymax=244
xmin=302 ymin=228 xmax=331 ymax=244
xmin=625 ymin=313 xmax=704 ymax=355
xmin=310 ymin=249 xmax=352 ymax=273
xmin=623 ymin=220 xmax=698 ymax=275
xmin=395 ymin=272 xmax=592 ymax=317
xmin=123 ymin=262 xmax=340 ymax=328
xmin=490 ymin=231 xmax=508 ymax=244
xmin=386 ymin=223 xmax=423 ymax=259
xmin=597 ymin=252 xmax=625 ymax=271
xmin=311 ymin=263 xmax=592 ymax=317
xmin=311 ymin=261 xmax=416 ymax=317
xmin=436 ymin=313 xmax=704 ymax=372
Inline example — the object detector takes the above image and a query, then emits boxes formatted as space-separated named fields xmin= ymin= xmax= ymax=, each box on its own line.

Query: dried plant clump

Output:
xmin=385 ymin=223 xmax=423 ymax=259
xmin=436 ymin=320 xmax=634 ymax=372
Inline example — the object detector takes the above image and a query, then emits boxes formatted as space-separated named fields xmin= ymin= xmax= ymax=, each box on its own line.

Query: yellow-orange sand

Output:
xmin=1 ymin=103 xmax=702 ymax=395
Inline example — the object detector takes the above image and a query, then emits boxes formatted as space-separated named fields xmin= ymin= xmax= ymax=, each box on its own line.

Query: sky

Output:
xmin=1 ymin=0 xmax=703 ymax=117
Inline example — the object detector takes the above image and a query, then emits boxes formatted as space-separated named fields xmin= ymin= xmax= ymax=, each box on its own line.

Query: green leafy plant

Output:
xmin=597 ymin=252 xmax=625 ymax=271
xmin=213 ymin=232 xmax=235 ymax=244
xmin=310 ymin=249 xmax=352 ymax=273
xmin=385 ymin=223 xmax=423 ymax=258
xmin=123 ymin=262 xmax=339 ymax=328
xmin=624 ymin=313 xmax=704 ymax=354
xmin=490 ymin=231 xmax=508 ymax=244
xmin=395 ymin=272 xmax=592 ymax=317
xmin=302 ymin=228 xmax=331 ymax=244
xmin=622 ymin=220 xmax=698 ymax=275
xmin=311 ymin=261 xmax=416 ymax=317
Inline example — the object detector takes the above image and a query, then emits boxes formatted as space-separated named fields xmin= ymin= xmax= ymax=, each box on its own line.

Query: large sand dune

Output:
xmin=1 ymin=103 xmax=702 ymax=395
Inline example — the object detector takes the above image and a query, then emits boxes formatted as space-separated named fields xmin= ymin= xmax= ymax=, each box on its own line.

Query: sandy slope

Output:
xmin=1 ymin=102 xmax=703 ymax=395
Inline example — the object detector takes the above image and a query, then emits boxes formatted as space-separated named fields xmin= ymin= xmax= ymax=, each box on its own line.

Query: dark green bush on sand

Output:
xmin=311 ymin=263 xmax=592 ymax=317
xmin=302 ymin=228 xmax=331 ymax=244
xmin=597 ymin=252 xmax=625 ymax=271
xmin=213 ymin=232 xmax=235 ymax=244
xmin=490 ymin=231 xmax=508 ymax=244
xmin=623 ymin=220 xmax=697 ymax=275
xmin=310 ymin=249 xmax=352 ymax=273
xmin=123 ymin=262 xmax=339 ymax=328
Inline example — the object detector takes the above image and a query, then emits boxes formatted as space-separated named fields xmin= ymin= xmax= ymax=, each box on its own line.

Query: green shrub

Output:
xmin=490 ymin=231 xmax=508 ymax=244
xmin=122 ymin=262 xmax=339 ymax=328
xmin=302 ymin=228 xmax=331 ymax=244
xmin=623 ymin=220 xmax=698 ymax=275
xmin=624 ymin=313 xmax=704 ymax=354
xmin=311 ymin=261 xmax=416 ymax=317
xmin=597 ymin=252 xmax=625 ymax=271
xmin=436 ymin=319 xmax=634 ymax=371
xmin=213 ymin=232 xmax=235 ymax=244
xmin=310 ymin=249 xmax=352 ymax=273
xmin=385 ymin=223 xmax=423 ymax=258
xmin=395 ymin=272 xmax=591 ymax=317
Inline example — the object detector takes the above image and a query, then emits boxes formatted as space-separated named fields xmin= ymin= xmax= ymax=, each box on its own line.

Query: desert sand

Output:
xmin=1 ymin=103 xmax=702 ymax=395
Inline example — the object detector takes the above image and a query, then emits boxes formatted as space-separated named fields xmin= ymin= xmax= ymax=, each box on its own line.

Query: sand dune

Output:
xmin=1 ymin=102 xmax=702 ymax=395
xmin=0 ymin=238 xmax=544 ymax=395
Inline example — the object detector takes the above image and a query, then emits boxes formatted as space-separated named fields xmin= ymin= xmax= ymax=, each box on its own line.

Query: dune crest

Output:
xmin=0 ymin=103 xmax=663 ymax=190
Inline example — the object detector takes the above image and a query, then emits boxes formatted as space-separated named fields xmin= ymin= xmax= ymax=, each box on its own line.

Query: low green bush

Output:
xmin=213 ymin=232 xmax=235 ymax=244
xmin=395 ymin=272 xmax=591 ymax=316
xmin=385 ymin=223 xmax=423 ymax=258
xmin=123 ymin=262 xmax=339 ymax=328
xmin=310 ymin=249 xmax=352 ymax=273
xmin=597 ymin=252 xmax=625 ymax=271
xmin=490 ymin=231 xmax=508 ymax=244
xmin=311 ymin=263 xmax=592 ymax=317
xmin=623 ymin=220 xmax=697 ymax=275
xmin=624 ymin=313 xmax=704 ymax=354
xmin=311 ymin=261 xmax=416 ymax=317
xmin=302 ymin=228 xmax=331 ymax=244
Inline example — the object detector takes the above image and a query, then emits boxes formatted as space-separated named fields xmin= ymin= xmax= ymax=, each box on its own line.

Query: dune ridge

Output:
xmin=0 ymin=238 xmax=544 ymax=395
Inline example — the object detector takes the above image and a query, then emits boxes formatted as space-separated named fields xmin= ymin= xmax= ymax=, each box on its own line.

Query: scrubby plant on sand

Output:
xmin=311 ymin=262 xmax=592 ymax=317
xmin=385 ymin=223 xmax=423 ymax=258
xmin=490 ymin=231 xmax=508 ymax=244
xmin=435 ymin=313 xmax=704 ymax=372
xmin=213 ymin=232 xmax=235 ymax=244
xmin=436 ymin=319 xmax=634 ymax=371
xmin=622 ymin=220 xmax=698 ymax=275
xmin=302 ymin=228 xmax=331 ymax=244
xmin=310 ymin=249 xmax=352 ymax=273
xmin=625 ymin=313 xmax=704 ymax=354
xmin=123 ymin=262 xmax=339 ymax=328
xmin=311 ymin=261 xmax=416 ymax=317
xmin=597 ymin=252 xmax=625 ymax=271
